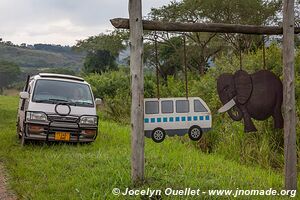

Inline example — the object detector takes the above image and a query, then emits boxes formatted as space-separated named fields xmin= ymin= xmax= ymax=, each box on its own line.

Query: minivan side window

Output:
xmin=145 ymin=101 xmax=159 ymax=114
xmin=194 ymin=100 xmax=208 ymax=112
xmin=161 ymin=100 xmax=173 ymax=114
xmin=176 ymin=100 xmax=189 ymax=113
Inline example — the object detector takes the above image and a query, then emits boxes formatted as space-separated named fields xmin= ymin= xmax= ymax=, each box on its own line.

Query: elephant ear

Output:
xmin=234 ymin=70 xmax=253 ymax=105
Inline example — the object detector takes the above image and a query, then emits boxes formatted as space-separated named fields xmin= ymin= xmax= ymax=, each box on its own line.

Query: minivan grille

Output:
xmin=48 ymin=115 xmax=78 ymax=122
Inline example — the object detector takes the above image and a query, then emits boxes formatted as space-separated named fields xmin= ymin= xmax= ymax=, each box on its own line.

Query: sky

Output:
xmin=0 ymin=0 xmax=171 ymax=46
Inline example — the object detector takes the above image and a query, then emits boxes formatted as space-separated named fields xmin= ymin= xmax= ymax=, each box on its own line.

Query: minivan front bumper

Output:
xmin=24 ymin=111 xmax=98 ymax=143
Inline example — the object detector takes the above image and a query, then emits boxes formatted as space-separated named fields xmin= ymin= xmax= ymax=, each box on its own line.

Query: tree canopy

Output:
xmin=143 ymin=0 xmax=282 ymax=77
xmin=74 ymin=30 xmax=128 ymax=73
xmin=0 ymin=60 xmax=21 ymax=93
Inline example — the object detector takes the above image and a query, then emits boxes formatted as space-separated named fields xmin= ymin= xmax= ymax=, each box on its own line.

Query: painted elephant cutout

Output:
xmin=217 ymin=70 xmax=283 ymax=132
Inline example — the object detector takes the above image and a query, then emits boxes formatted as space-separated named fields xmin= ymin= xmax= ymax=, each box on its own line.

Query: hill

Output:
xmin=0 ymin=43 xmax=84 ymax=71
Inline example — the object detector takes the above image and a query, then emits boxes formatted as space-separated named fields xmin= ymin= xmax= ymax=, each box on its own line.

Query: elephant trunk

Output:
xmin=227 ymin=106 xmax=243 ymax=121
xmin=217 ymin=97 xmax=243 ymax=121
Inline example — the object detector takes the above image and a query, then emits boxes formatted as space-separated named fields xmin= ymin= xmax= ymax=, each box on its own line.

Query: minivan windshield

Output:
xmin=32 ymin=79 xmax=94 ymax=107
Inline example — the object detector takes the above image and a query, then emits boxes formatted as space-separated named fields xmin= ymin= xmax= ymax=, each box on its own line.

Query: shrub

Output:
xmin=84 ymin=46 xmax=300 ymax=171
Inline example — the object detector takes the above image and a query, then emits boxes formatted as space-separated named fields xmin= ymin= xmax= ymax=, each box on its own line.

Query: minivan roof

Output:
xmin=38 ymin=73 xmax=85 ymax=82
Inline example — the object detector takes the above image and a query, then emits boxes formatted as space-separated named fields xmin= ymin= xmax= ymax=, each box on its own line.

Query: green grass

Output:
xmin=0 ymin=95 xmax=297 ymax=199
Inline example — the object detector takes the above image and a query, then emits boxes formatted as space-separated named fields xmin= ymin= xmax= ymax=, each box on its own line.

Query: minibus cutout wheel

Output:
xmin=152 ymin=128 xmax=166 ymax=143
xmin=188 ymin=126 xmax=203 ymax=141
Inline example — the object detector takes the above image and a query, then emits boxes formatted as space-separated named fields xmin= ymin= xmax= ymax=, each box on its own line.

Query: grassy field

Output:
xmin=0 ymin=95 xmax=297 ymax=199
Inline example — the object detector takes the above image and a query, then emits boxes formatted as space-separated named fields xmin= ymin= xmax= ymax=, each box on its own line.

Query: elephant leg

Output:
xmin=240 ymin=105 xmax=257 ymax=132
xmin=273 ymin=101 xmax=283 ymax=129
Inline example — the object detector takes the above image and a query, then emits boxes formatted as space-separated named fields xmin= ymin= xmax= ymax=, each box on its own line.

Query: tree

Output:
xmin=146 ymin=0 xmax=282 ymax=75
xmin=147 ymin=1 xmax=224 ymax=75
xmin=74 ymin=30 xmax=128 ymax=74
xmin=144 ymin=36 xmax=183 ymax=82
xmin=0 ymin=60 xmax=21 ymax=93
xmin=83 ymin=50 xmax=117 ymax=74
xmin=200 ymin=0 xmax=282 ymax=53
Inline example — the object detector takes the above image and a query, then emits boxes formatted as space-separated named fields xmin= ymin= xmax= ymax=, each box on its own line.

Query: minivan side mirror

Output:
xmin=95 ymin=98 xmax=103 ymax=105
xmin=19 ymin=91 xmax=29 ymax=99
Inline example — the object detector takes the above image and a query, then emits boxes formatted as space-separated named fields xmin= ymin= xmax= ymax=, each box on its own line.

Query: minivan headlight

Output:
xmin=26 ymin=112 xmax=48 ymax=122
xmin=80 ymin=116 xmax=98 ymax=125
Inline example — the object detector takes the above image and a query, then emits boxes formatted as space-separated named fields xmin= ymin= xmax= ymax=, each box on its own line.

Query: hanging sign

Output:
xmin=217 ymin=70 xmax=283 ymax=132
xmin=144 ymin=97 xmax=212 ymax=143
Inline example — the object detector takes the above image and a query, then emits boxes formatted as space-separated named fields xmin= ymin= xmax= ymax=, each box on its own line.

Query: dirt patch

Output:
xmin=0 ymin=164 xmax=17 ymax=200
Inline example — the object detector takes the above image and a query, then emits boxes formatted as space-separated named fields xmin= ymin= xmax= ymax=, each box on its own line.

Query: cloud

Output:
xmin=0 ymin=0 xmax=171 ymax=45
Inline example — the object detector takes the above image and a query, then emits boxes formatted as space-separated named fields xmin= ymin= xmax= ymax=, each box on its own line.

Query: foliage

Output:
xmin=0 ymin=96 xmax=292 ymax=199
xmin=145 ymin=0 xmax=282 ymax=77
xmin=200 ymin=0 xmax=282 ymax=25
xmin=85 ymin=69 xmax=131 ymax=123
xmin=144 ymin=36 xmax=183 ymax=81
xmin=83 ymin=46 xmax=300 ymax=171
xmin=33 ymin=44 xmax=73 ymax=53
xmin=75 ymin=30 xmax=128 ymax=74
xmin=83 ymin=50 xmax=117 ymax=74
xmin=199 ymin=0 xmax=282 ymax=52
xmin=0 ymin=60 xmax=20 ymax=93
xmin=0 ymin=43 xmax=84 ymax=70
xmin=74 ymin=30 xmax=128 ymax=57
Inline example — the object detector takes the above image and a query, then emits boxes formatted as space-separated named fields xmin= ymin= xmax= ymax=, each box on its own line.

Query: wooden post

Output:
xmin=129 ymin=0 xmax=144 ymax=184
xmin=283 ymin=0 xmax=297 ymax=190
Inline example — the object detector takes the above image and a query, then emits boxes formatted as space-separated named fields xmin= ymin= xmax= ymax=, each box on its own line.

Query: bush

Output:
xmin=84 ymin=68 xmax=131 ymax=123
xmin=84 ymin=46 xmax=300 ymax=171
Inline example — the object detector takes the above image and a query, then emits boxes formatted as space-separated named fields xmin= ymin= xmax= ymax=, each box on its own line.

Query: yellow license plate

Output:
xmin=55 ymin=132 xmax=70 ymax=141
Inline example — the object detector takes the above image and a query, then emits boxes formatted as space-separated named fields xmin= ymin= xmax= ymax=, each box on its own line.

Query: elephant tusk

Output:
xmin=218 ymin=99 xmax=236 ymax=113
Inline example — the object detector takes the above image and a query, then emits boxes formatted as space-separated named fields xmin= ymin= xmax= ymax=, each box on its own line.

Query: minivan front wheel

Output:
xmin=151 ymin=128 xmax=166 ymax=143
xmin=188 ymin=126 xmax=203 ymax=141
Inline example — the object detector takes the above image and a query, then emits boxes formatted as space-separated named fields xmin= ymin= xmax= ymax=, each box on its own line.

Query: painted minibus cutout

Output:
xmin=144 ymin=97 xmax=212 ymax=143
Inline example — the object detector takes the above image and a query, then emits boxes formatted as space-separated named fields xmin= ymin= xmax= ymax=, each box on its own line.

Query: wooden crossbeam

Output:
xmin=111 ymin=18 xmax=300 ymax=35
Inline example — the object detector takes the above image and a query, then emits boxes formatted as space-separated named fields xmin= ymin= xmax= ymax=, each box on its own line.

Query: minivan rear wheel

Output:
xmin=151 ymin=128 xmax=166 ymax=143
xmin=188 ymin=125 xmax=203 ymax=141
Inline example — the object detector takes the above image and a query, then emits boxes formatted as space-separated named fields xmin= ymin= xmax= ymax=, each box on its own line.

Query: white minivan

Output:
xmin=17 ymin=73 xmax=101 ymax=145
xmin=144 ymin=97 xmax=212 ymax=143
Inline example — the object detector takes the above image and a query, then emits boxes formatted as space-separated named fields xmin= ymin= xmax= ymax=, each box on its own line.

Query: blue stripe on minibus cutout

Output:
xmin=145 ymin=115 xmax=207 ymax=123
